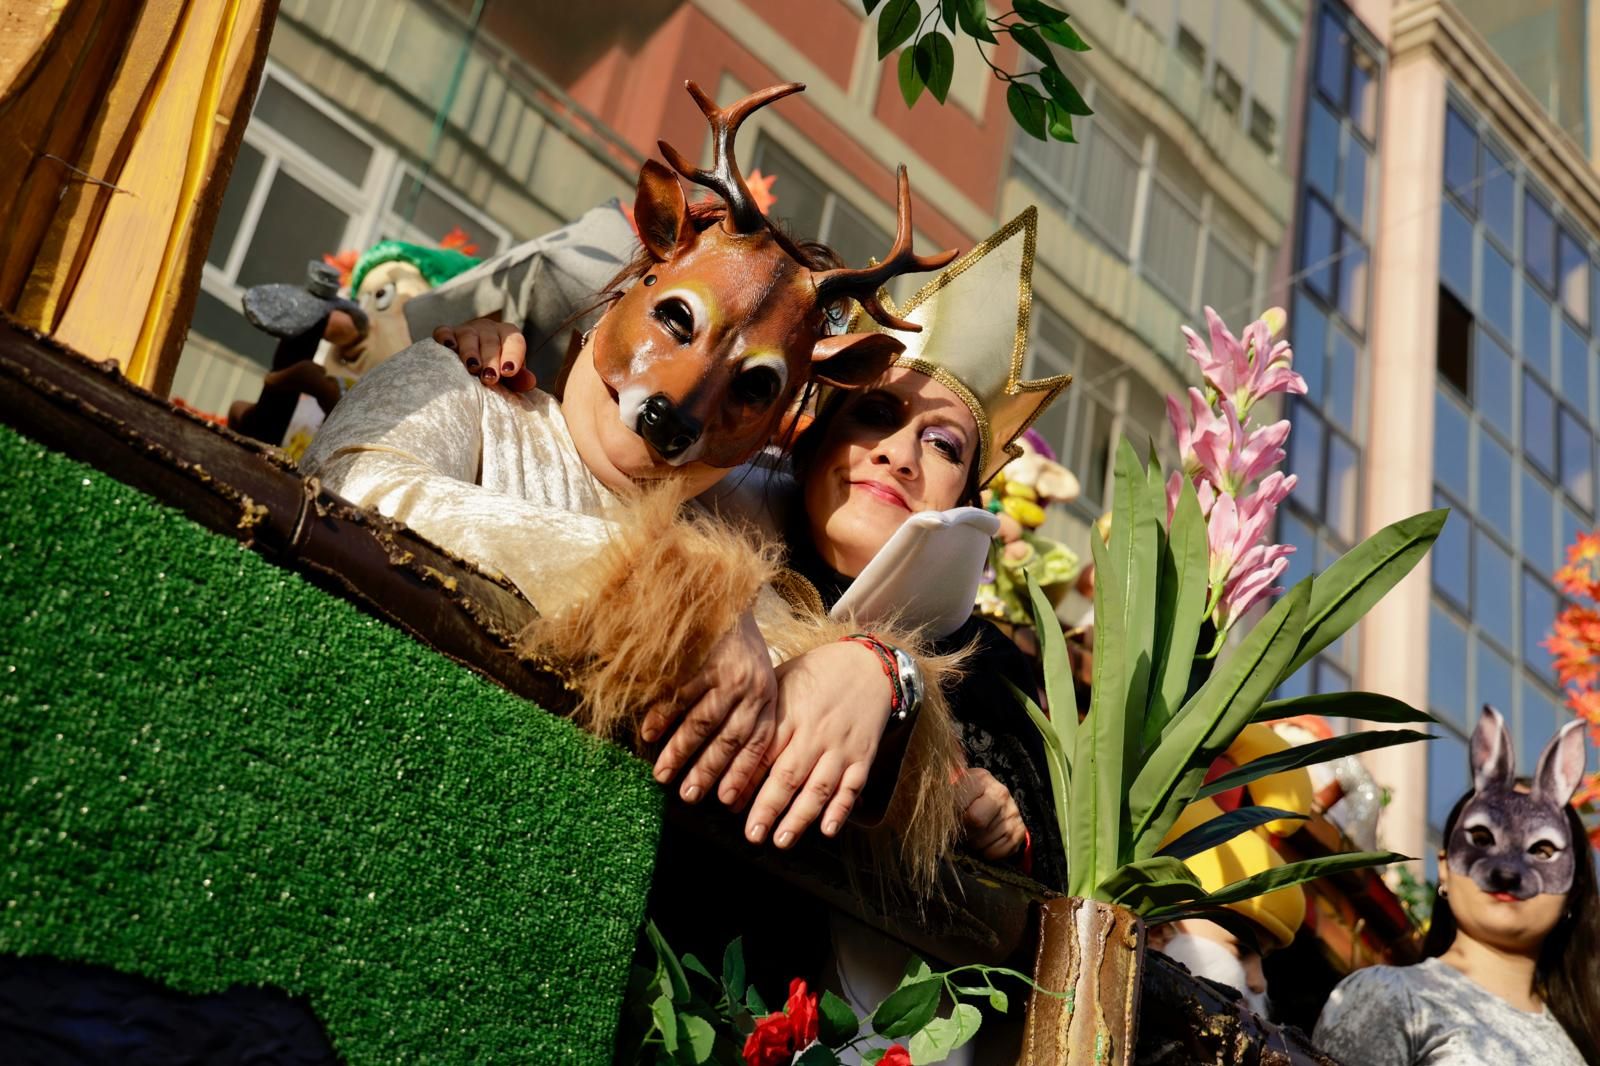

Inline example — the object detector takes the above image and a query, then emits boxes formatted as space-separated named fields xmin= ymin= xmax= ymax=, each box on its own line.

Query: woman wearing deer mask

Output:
xmin=302 ymin=82 xmax=958 ymax=852
xmin=1314 ymin=707 xmax=1599 ymax=1065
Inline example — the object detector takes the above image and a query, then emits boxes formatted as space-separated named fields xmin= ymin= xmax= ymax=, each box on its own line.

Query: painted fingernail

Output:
xmin=823 ymin=820 xmax=840 ymax=836
xmin=748 ymin=823 xmax=767 ymax=844
xmin=441 ymin=338 xmax=456 ymax=349
xmin=683 ymin=784 xmax=702 ymax=803
xmin=466 ymin=359 xmax=479 ymax=372
xmin=502 ymin=361 xmax=516 ymax=375
xmin=481 ymin=369 xmax=498 ymax=385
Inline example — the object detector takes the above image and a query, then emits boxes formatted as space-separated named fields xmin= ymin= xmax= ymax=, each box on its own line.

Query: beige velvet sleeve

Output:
xmin=300 ymin=341 xmax=615 ymax=611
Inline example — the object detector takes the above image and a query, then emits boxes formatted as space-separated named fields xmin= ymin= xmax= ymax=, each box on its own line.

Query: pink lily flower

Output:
xmin=1194 ymin=399 xmax=1289 ymax=497
xmin=1182 ymin=306 xmax=1307 ymax=419
xmin=1215 ymin=550 xmax=1292 ymax=632
xmin=1167 ymin=388 xmax=1230 ymax=480
xmin=1165 ymin=471 xmax=1220 ymax=524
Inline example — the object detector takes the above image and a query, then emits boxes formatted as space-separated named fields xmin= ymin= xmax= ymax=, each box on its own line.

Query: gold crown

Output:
xmin=849 ymin=206 xmax=1071 ymax=486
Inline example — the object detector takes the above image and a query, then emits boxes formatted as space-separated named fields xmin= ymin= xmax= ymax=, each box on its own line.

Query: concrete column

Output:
xmin=1356 ymin=45 xmax=1447 ymax=867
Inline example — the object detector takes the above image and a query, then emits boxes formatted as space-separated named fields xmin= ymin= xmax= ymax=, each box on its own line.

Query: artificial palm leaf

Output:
xmin=1144 ymin=474 xmax=1209 ymax=749
xmin=1195 ymin=729 xmax=1434 ymax=800
xmin=1145 ymin=850 xmax=1410 ymax=920
xmin=1156 ymin=806 xmax=1307 ymax=861
xmin=1254 ymin=691 xmax=1436 ymax=725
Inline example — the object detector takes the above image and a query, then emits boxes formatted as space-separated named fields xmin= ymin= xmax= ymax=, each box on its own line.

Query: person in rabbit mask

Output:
xmin=1315 ymin=706 xmax=1599 ymax=1065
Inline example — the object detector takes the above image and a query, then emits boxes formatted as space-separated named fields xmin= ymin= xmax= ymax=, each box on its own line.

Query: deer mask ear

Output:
xmin=1533 ymin=719 xmax=1589 ymax=807
xmin=810 ymin=332 xmax=904 ymax=388
xmin=1470 ymin=704 xmax=1516 ymax=794
xmin=634 ymin=160 xmax=694 ymax=262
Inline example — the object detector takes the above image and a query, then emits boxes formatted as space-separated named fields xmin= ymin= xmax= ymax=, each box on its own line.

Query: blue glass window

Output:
xmin=1293 ymin=291 xmax=1328 ymax=401
xmin=1482 ymin=244 xmax=1515 ymax=341
xmin=1519 ymin=678 xmax=1562 ymax=774
xmin=1291 ymin=403 xmax=1327 ymax=517
xmin=1560 ymin=405 xmax=1593 ymax=510
xmin=1339 ymin=236 xmax=1368 ymax=331
xmin=1522 ymin=278 xmax=1554 ymax=378
xmin=1561 ymin=321 xmax=1588 ymax=406
xmin=1432 ymin=492 xmax=1470 ymax=610
xmin=1524 ymin=373 xmax=1556 ymax=477
xmin=1559 ymin=228 xmax=1589 ymax=328
xmin=1521 ymin=467 xmax=1556 ymax=576
xmin=1444 ymin=107 xmax=1478 ymax=210
xmin=1563 ymin=501 xmax=1587 ymax=554
xmin=1475 ymin=328 xmax=1515 ymax=438
xmin=1329 ymin=327 xmax=1357 ymax=431
xmin=1474 ymin=531 xmax=1515 ymax=650
xmin=1483 ymin=142 xmax=1515 ymax=250
xmin=1478 ymin=429 xmax=1514 ymax=537
xmin=1523 ymin=571 xmax=1559 ymax=681
xmin=1279 ymin=509 xmax=1317 ymax=591
xmin=1315 ymin=659 xmax=1352 ymax=695
xmin=1343 ymin=138 xmax=1369 ymax=230
xmin=1305 ymin=98 xmax=1339 ymax=201
xmin=1440 ymin=199 xmax=1475 ymax=301
xmin=1435 ymin=390 xmax=1472 ymax=500
xmin=1428 ymin=730 xmax=1471 ymax=830
xmin=1316 ymin=9 xmax=1348 ymax=106
xmin=1327 ymin=432 xmax=1359 ymax=543
xmin=1305 ymin=196 xmax=1338 ymax=300
xmin=1477 ymin=639 xmax=1514 ymax=729
xmin=1429 ymin=603 xmax=1470 ymax=723
xmin=1525 ymin=191 xmax=1556 ymax=290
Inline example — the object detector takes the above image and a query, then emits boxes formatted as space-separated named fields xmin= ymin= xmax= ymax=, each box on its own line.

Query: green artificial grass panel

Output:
xmin=0 ymin=422 xmax=663 ymax=1062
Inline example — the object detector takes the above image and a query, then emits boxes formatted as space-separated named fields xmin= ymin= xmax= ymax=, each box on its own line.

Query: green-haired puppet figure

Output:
xmin=246 ymin=237 xmax=479 ymax=461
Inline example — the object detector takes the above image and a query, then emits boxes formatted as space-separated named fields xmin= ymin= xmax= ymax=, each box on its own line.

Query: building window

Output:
xmin=749 ymin=137 xmax=895 ymax=287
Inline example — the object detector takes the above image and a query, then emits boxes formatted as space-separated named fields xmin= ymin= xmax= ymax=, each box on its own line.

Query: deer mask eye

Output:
xmin=1467 ymin=826 xmax=1495 ymax=848
xmin=731 ymin=364 xmax=783 ymax=408
xmin=653 ymin=297 xmax=694 ymax=343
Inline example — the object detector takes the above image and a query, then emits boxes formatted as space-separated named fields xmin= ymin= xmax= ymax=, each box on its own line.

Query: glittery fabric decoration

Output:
xmin=0 ymin=422 xmax=663 ymax=1063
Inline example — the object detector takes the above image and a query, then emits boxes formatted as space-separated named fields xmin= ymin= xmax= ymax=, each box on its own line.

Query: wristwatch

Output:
xmin=888 ymin=645 xmax=924 ymax=725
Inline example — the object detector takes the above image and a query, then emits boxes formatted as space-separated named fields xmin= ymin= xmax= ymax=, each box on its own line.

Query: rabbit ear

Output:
xmin=1533 ymin=720 xmax=1589 ymax=808
xmin=1470 ymin=705 xmax=1515 ymax=794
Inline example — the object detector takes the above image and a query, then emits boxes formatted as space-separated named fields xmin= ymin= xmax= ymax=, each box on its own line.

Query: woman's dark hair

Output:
xmin=785 ymin=385 xmax=985 ymax=509
xmin=1424 ymin=789 xmax=1600 ymax=1061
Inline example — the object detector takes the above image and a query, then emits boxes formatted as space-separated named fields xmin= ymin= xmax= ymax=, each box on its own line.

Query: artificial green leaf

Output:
xmin=1025 ymin=571 xmax=1077 ymax=762
xmin=746 ymin=984 xmax=768 ymax=1015
xmin=722 ymin=937 xmax=746 ymax=1002
xmin=908 ymin=1003 xmax=983 ymax=1062
xmin=1070 ymin=531 xmax=1115 ymax=895
xmin=1148 ymin=851 xmax=1411 ymax=917
xmin=956 ymin=0 xmax=996 ymax=42
xmin=898 ymin=47 xmax=925 ymax=107
xmin=989 ymin=988 xmax=1009 ymax=1012
xmin=1127 ymin=581 xmax=1309 ymax=861
xmin=878 ymin=0 xmax=921 ymax=59
xmin=1039 ymin=19 xmax=1091 ymax=50
xmin=1097 ymin=856 xmax=1205 ymax=912
xmin=680 ymin=1013 xmax=716 ymax=1064
xmin=940 ymin=0 xmax=959 ymax=31
xmin=1196 ymin=730 xmax=1434 ymax=801
xmin=863 ymin=1050 xmax=888 ymax=1066
xmin=653 ymin=994 xmax=679 ymax=1053
xmin=1006 ymin=83 xmax=1049 ymax=140
xmin=819 ymin=990 xmax=860 ymax=1045
xmin=1255 ymin=690 xmax=1437 ymax=726
xmin=1046 ymin=101 xmax=1075 ymax=142
xmin=1145 ymin=475 xmax=1208 ymax=749
xmin=1156 ymin=806 xmax=1306 ymax=860
xmin=1013 ymin=680 xmax=1072 ymax=853
xmin=1039 ymin=65 xmax=1093 ymax=115
xmin=873 ymin=979 xmax=942 ymax=1038
xmin=647 ymin=921 xmax=691 ymax=1003
xmin=1015 ymin=0 xmax=1070 ymax=23
xmin=923 ymin=31 xmax=956 ymax=103
xmin=1281 ymin=509 xmax=1447 ymax=682
xmin=1007 ymin=24 xmax=1057 ymax=68
xmin=682 ymin=953 xmax=714 ymax=984
xmin=797 ymin=1045 xmax=842 ymax=1066
xmin=900 ymin=956 xmax=934 ymax=986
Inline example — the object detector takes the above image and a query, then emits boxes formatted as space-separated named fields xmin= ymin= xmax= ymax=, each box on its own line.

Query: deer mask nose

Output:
xmin=1487 ymin=864 xmax=1524 ymax=893
xmin=638 ymin=393 xmax=702 ymax=460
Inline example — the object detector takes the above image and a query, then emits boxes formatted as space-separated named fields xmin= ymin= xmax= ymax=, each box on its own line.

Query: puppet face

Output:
xmin=1447 ymin=706 xmax=1587 ymax=899
xmin=331 ymin=260 xmax=434 ymax=379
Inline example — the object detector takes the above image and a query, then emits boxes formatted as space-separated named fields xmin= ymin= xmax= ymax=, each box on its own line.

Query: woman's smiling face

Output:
xmin=802 ymin=367 xmax=979 ymax=578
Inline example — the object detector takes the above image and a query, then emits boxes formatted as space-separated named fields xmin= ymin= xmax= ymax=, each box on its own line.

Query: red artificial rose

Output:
xmin=785 ymin=978 xmax=820 ymax=1047
xmin=880 ymin=1046 xmax=912 ymax=1066
xmin=742 ymin=1011 xmax=795 ymax=1066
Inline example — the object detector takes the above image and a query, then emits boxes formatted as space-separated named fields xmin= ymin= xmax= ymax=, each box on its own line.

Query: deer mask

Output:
xmin=1449 ymin=705 xmax=1589 ymax=898
xmin=585 ymin=81 xmax=956 ymax=472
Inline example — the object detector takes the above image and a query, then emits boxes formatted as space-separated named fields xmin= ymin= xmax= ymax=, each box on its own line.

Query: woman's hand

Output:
xmin=434 ymin=318 xmax=537 ymax=393
xmin=740 ymin=640 xmax=897 ymax=849
xmin=957 ymin=767 xmax=1026 ymax=862
xmin=642 ymin=610 xmax=778 ymax=808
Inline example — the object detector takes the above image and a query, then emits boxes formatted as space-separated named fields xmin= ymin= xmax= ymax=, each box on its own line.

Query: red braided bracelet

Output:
xmin=840 ymin=633 xmax=902 ymax=713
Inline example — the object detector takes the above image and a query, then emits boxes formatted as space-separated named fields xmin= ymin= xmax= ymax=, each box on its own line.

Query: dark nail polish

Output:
xmin=502 ymin=362 xmax=516 ymax=375
xmin=466 ymin=359 xmax=479 ymax=372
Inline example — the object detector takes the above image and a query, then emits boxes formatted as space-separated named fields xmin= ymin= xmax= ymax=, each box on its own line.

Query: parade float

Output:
xmin=2 ymin=4 xmax=1438 ymax=1064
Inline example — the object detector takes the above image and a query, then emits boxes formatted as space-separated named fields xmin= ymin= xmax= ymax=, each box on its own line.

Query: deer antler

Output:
xmin=812 ymin=167 xmax=958 ymax=333
xmin=657 ymin=81 xmax=805 ymax=235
